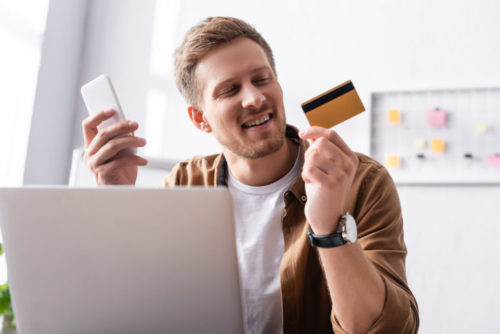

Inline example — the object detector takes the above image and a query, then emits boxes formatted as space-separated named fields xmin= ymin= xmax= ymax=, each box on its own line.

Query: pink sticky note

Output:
xmin=427 ymin=108 xmax=447 ymax=127
xmin=488 ymin=154 xmax=500 ymax=167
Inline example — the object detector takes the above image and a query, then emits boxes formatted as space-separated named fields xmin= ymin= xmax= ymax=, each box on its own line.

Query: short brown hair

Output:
xmin=174 ymin=17 xmax=276 ymax=106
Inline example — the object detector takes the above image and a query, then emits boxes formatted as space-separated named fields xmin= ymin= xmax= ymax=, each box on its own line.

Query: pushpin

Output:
xmin=414 ymin=138 xmax=426 ymax=149
xmin=388 ymin=109 xmax=401 ymax=124
xmin=476 ymin=123 xmax=488 ymax=134
xmin=416 ymin=153 xmax=425 ymax=160
xmin=464 ymin=153 xmax=473 ymax=159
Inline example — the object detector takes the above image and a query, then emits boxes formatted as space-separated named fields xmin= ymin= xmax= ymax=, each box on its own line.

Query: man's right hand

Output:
xmin=82 ymin=109 xmax=148 ymax=185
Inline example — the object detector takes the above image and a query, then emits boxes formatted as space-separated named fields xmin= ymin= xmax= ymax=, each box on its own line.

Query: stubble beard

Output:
xmin=217 ymin=108 xmax=287 ymax=160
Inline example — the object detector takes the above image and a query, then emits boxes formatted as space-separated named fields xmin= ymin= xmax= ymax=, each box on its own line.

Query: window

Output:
xmin=0 ymin=0 xmax=50 ymax=285
xmin=0 ymin=0 xmax=50 ymax=186
xmin=144 ymin=0 xmax=220 ymax=161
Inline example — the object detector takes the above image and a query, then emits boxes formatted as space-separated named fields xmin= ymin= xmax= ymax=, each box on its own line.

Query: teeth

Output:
xmin=243 ymin=114 xmax=270 ymax=128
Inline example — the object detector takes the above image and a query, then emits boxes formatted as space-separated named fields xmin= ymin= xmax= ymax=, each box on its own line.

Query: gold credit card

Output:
xmin=301 ymin=80 xmax=365 ymax=128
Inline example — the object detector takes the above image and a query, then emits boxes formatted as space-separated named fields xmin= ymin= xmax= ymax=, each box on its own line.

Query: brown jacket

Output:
xmin=164 ymin=126 xmax=419 ymax=334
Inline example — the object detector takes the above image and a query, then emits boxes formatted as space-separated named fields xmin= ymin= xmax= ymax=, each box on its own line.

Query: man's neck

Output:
xmin=224 ymin=139 xmax=299 ymax=187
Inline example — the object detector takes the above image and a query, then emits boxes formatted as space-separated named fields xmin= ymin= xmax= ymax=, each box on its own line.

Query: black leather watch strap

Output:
xmin=307 ymin=226 xmax=346 ymax=248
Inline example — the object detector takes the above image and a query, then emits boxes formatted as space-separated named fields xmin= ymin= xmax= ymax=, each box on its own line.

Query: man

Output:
xmin=82 ymin=17 xmax=418 ymax=334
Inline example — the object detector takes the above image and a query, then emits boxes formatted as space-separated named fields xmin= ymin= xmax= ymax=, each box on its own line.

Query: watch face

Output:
xmin=342 ymin=214 xmax=357 ymax=243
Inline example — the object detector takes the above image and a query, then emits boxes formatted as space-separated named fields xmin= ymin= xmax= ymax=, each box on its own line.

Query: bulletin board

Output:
xmin=370 ymin=87 xmax=500 ymax=184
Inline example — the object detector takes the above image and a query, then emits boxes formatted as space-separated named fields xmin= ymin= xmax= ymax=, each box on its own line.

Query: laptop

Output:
xmin=0 ymin=187 xmax=243 ymax=334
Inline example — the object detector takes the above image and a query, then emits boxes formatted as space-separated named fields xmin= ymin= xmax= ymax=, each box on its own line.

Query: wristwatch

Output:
xmin=307 ymin=213 xmax=357 ymax=248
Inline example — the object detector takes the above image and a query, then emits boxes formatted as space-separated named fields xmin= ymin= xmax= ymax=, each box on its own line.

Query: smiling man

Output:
xmin=83 ymin=17 xmax=418 ymax=334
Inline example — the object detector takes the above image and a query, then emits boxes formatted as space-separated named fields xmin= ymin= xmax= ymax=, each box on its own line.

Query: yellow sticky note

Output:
xmin=414 ymin=138 xmax=426 ymax=149
xmin=476 ymin=123 xmax=488 ymax=133
xmin=388 ymin=109 xmax=401 ymax=124
xmin=386 ymin=154 xmax=400 ymax=168
xmin=431 ymin=138 xmax=445 ymax=153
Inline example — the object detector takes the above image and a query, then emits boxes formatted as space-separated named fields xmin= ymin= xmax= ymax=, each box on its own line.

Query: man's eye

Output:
xmin=255 ymin=77 xmax=270 ymax=84
xmin=220 ymin=86 xmax=238 ymax=96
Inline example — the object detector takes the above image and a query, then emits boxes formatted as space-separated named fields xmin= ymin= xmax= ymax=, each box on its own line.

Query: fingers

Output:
xmin=299 ymin=126 xmax=355 ymax=159
xmin=305 ymin=144 xmax=341 ymax=174
xmin=86 ymin=119 xmax=139 ymax=156
xmin=304 ymin=135 xmax=357 ymax=170
xmin=82 ymin=109 xmax=115 ymax=148
xmin=302 ymin=144 xmax=356 ymax=184
xmin=300 ymin=127 xmax=359 ymax=187
xmin=302 ymin=163 xmax=329 ymax=185
xmin=299 ymin=126 xmax=330 ymax=140
xmin=86 ymin=135 xmax=147 ymax=169
xmin=94 ymin=154 xmax=148 ymax=185
xmin=304 ymin=136 xmax=344 ymax=163
xmin=82 ymin=111 xmax=148 ymax=185
xmin=104 ymin=154 xmax=148 ymax=169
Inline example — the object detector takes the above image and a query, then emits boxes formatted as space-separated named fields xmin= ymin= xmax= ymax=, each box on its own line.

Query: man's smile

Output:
xmin=242 ymin=113 xmax=272 ymax=129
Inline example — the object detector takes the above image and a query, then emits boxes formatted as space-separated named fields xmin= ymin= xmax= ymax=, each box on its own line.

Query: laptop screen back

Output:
xmin=0 ymin=187 xmax=243 ymax=334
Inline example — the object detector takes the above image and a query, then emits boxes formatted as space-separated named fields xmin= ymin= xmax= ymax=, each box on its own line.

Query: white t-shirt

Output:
xmin=228 ymin=150 xmax=301 ymax=334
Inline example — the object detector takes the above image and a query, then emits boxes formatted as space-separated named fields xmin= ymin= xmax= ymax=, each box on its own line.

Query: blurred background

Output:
xmin=1 ymin=0 xmax=499 ymax=332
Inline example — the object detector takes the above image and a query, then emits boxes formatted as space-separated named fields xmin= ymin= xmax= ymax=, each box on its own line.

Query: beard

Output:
xmin=228 ymin=130 xmax=285 ymax=159
xmin=214 ymin=105 xmax=287 ymax=160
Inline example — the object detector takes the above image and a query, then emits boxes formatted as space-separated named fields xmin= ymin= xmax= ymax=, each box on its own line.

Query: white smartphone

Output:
xmin=81 ymin=74 xmax=136 ymax=153
xmin=81 ymin=74 xmax=127 ymax=129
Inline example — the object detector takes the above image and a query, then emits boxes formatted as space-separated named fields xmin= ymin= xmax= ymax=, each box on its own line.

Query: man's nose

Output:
xmin=241 ymin=83 xmax=265 ymax=110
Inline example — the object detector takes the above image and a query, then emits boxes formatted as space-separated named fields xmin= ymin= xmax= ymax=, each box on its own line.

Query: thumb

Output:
xmin=82 ymin=109 xmax=115 ymax=148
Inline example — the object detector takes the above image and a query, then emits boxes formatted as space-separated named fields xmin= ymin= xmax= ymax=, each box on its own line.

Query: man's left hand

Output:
xmin=299 ymin=126 xmax=359 ymax=235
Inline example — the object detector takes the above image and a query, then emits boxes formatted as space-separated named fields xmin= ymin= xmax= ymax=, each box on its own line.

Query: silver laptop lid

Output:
xmin=0 ymin=187 xmax=243 ymax=334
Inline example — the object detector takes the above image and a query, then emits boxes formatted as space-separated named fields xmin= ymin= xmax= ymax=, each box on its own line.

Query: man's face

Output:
xmin=194 ymin=37 xmax=286 ymax=159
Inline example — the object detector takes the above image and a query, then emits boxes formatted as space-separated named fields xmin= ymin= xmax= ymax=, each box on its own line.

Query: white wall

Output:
xmin=71 ymin=0 xmax=500 ymax=158
xmin=400 ymin=185 xmax=500 ymax=333
xmin=71 ymin=0 xmax=157 ymax=151
xmin=36 ymin=0 xmax=500 ymax=332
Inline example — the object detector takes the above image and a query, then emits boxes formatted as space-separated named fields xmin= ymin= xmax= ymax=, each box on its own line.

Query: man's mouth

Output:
xmin=242 ymin=113 xmax=272 ymax=129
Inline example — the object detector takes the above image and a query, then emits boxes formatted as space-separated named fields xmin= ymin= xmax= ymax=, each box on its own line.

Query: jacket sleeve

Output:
xmin=331 ymin=163 xmax=419 ymax=333
xmin=162 ymin=163 xmax=181 ymax=187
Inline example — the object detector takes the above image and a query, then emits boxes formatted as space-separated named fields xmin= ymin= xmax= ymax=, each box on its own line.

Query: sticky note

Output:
xmin=388 ymin=109 xmax=401 ymax=124
xmin=301 ymin=80 xmax=365 ymax=128
xmin=414 ymin=138 xmax=426 ymax=149
xmin=476 ymin=123 xmax=488 ymax=133
xmin=488 ymin=154 xmax=500 ymax=167
xmin=430 ymin=138 xmax=446 ymax=153
xmin=386 ymin=154 xmax=400 ymax=168
xmin=427 ymin=108 xmax=447 ymax=127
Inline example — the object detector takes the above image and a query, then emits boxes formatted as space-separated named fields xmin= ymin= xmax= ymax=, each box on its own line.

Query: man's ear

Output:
xmin=187 ymin=105 xmax=212 ymax=133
